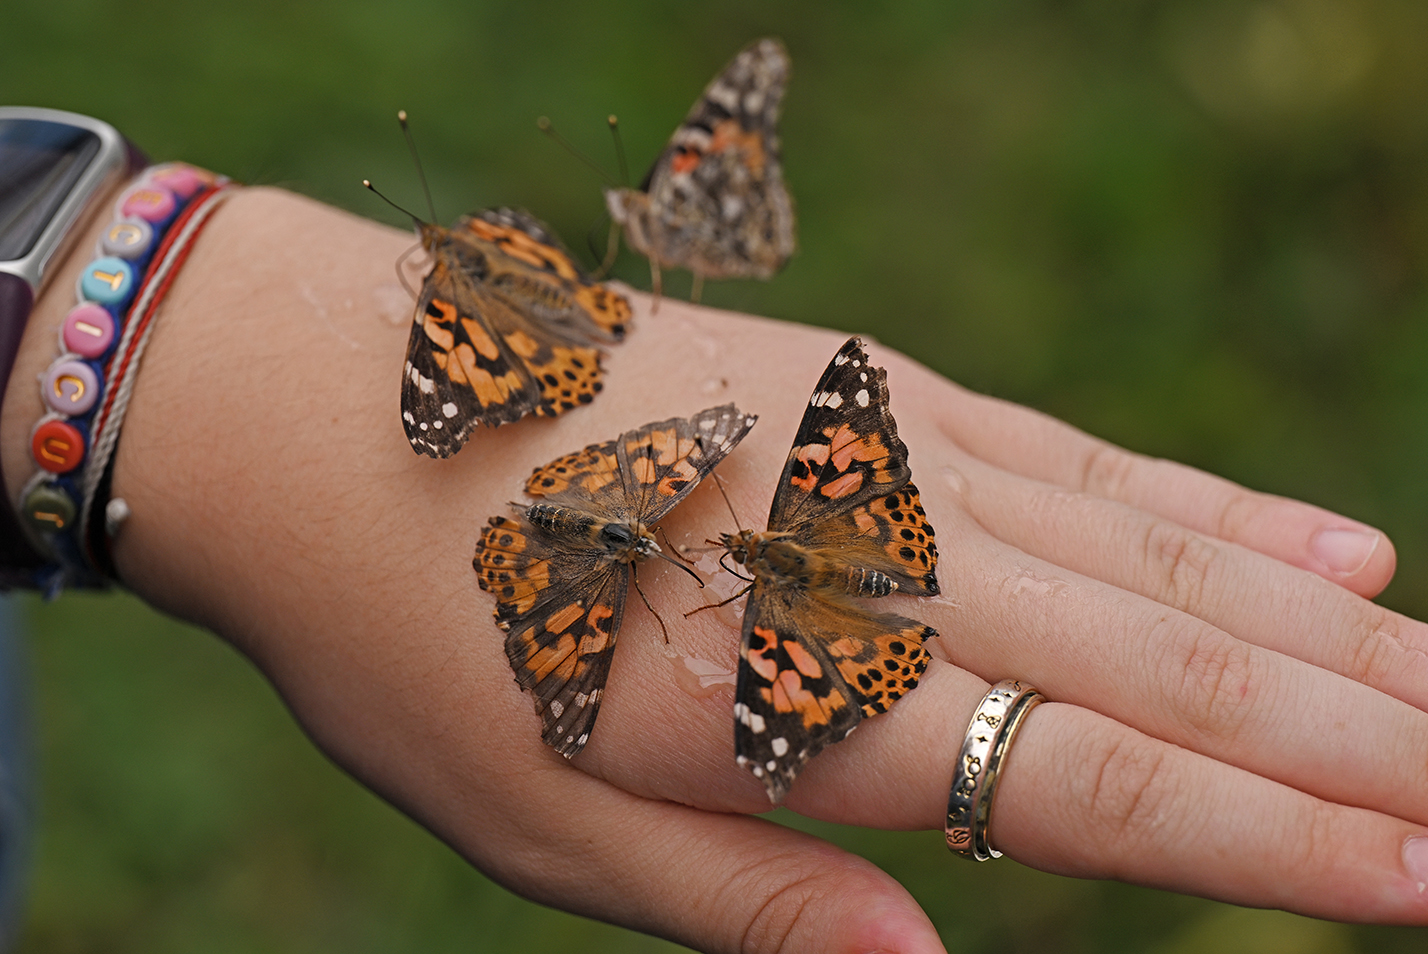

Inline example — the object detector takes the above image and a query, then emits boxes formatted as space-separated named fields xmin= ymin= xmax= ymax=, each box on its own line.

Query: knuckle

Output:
xmin=1143 ymin=521 xmax=1222 ymax=616
xmin=739 ymin=865 xmax=825 ymax=954
xmin=1213 ymin=487 xmax=1262 ymax=542
xmin=1080 ymin=735 xmax=1173 ymax=851
xmin=1161 ymin=620 xmax=1260 ymax=743
xmin=1287 ymin=799 xmax=1342 ymax=882
xmin=1078 ymin=443 xmax=1139 ymax=499
xmin=1345 ymin=606 xmax=1408 ymax=688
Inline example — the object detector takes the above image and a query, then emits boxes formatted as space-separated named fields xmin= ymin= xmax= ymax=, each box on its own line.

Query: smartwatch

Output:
xmin=0 ymin=107 xmax=144 ymax=584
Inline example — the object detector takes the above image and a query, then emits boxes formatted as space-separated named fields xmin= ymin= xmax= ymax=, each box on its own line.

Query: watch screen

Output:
xmin=0 ymin=119 xmax=102 ymax=261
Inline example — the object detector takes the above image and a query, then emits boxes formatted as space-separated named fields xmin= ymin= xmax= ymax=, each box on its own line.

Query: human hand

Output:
xmin=15 ymin=187 xmax=1421 ymax=952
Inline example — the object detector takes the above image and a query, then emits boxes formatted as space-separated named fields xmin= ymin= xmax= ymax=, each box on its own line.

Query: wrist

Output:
xmin=2 ymin=166 xmax=234 ymax=589
xmin=0 ymin=171 xmax=133 ymax=514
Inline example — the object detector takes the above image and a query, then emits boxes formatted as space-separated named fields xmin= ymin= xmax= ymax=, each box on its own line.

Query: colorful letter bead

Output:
xmin=21 ymin=483 xmax=76 ymax=533
xmin=79 ymin=256 xmax=134 ymax=306
xmin=31 ymin=421 xmax=85 ymax=474
xmin=149 ymin=165 xmax=203 ymax=199
xmin=41 ymin=359 xmax=99 ymax=416
xmin=99 ymin=218 xmax=154 ymax=260
xmin=61 ymin=303 xmax=116 ymax=358
xmin=120 ymin=186 xmax=176 ymax=224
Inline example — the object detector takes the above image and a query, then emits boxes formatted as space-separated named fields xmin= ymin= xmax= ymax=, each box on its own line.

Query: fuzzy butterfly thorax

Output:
xmin=720 ymin=530 xmax=902 ymax=599
xmin=401 ymin=207 xmax=631 ymax=457
xmin=723 ymin=337 xmax=940 ymax=804
xmin=605 ymin=37 xmax=796 ymax=291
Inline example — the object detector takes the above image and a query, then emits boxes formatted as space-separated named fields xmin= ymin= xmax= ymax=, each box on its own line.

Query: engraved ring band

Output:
xmin=945 ymin=679 xmax=1046 ymax=861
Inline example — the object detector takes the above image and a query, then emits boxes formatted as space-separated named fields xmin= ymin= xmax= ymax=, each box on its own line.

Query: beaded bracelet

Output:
xmin=15 ymin=164 xmax=235 ymax=594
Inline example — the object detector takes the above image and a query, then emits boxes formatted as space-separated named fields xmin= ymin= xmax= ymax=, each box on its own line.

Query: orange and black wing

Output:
xmin=608 ymin=37 xmax=795 ymax=280
xmin=401 ymin=208 xmax=631 ymax=457
xmin=768 ymin=336 xmax=938 ymax=594
xmin=734 ymin=585 xmax=933 ymax=804
xmin=475 ymin=514 xmax=629 ymax=758
xmin=614 ymin=404 xmax=759 ymax=525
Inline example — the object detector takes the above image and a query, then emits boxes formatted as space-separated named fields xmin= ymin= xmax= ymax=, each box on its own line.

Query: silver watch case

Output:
xmin=0 ymin=106 xmax=131 ymax=294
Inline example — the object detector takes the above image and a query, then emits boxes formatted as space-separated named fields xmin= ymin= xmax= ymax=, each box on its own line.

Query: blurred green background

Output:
xmin=5 ymin=0 xmax=1428 ymax=950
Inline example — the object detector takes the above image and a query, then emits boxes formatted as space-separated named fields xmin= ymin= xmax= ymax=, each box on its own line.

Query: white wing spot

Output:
xmin=834 ymin=353 xmax=850 ymax=365
xmin=431 ymin=421 xmax=442 ymax=430
xmin=419 ymin=373 xmax=436 ymax=394
xmin=734 ymin=703 xmax=767 ymax=734
xmin=707 ymin=83 xmax=739 ymax=110
xmin=855 ymin=389 xmax=870 ymax=407
xmin=402 ymin=411 xmax=415 ymax=425
xmin=574 ymin=692 xmax=589 ymax=708
xmin=442 ymin=402 xmax=459 ymax=418
xmin=549 ymin=700 xmax=564 ymax=718
xmin=860 ymin=372 xmax=868 ymax=382
xmin=765 ymin=760 xmax=778 ymax=772
xmin=771 ymin=737 xmax=789 ymax=757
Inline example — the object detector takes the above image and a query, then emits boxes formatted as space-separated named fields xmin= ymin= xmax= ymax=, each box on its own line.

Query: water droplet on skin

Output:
xmin=1005 ymin=569 xmax=1071 ymax=600
xmin=942 ymin=465 xmax=968 ymax=495
xmin=373 ymin=282 xmax=412 ymax=327
xmin=663 ymin=642 xmax=735 ymax=698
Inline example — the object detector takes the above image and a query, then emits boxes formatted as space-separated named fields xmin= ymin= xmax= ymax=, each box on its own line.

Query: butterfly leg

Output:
xmin=690 ymin=272 xmax=704 ymax=305
xmin=595 ymin=218 xmax=620 ymax=279
xmin=630 ymin=565 xmax=671 ymax=643
xmin=683 ymin=581 xmax=753 ymax=618
xmin=649 ymin=258 xmax=663 ymax=314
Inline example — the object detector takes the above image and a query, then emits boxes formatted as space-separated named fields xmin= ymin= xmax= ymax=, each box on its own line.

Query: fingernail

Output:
xmin=1312 ymin=527 xmax=1379 ymax=576
xmin=1403 ymin=836 xmax=1428 ymax=893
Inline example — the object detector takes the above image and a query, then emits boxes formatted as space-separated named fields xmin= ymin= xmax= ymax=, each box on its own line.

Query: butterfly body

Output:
xmin=475 ymin=404 xmax=757 ymax=757
xmin=525 ymin=503 xmax=657 ymax=569
xmin=605 ymin=37 xmax=795 ymax=291
xmin=402 ymin=208 xmax=631 ymax=457
xmin=724 ymin=338 xmax=939 ymax=803
xmin=721 ymin=530 xmax=900 ymax=599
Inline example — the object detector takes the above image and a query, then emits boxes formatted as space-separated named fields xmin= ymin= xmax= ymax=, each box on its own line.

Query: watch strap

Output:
xmin=0 ymin=272 xmax=43 ymax=582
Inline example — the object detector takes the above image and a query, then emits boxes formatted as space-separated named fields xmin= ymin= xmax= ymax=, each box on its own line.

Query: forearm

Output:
xmin=0 ymin=182 xmax=845 ymax=847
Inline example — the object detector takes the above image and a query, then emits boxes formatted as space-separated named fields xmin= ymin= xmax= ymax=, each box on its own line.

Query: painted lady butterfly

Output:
xmin=403 ymin=207 xmax=632 ymax=457
xmin=719 ymin=337 xmax=939 ymax=803
xmin=475 ymin=404 xmax=757 ymax=757
xmin=605 ymin=37 xmax=796 ymax=303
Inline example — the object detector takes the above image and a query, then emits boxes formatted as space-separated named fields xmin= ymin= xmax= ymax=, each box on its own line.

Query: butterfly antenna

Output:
xmin=396 ymin=110 xmax=437 ymax=224
xmin=607 ymin=114 xmax=631 ymax=187
xmin=536 ymin=116 xmax=617 ymax=187
xmin=362 ymin=179 xmax=423 ymax=227
xmin=630 ymin=567 xmax=672 ymax=643
xmin=710 ymin=472 xmax=745 ymax=529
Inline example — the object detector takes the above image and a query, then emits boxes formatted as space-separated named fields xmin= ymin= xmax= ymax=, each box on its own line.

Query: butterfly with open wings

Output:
xmin=475 ymin=404 xmax=757 ymax=757
xmin=718 ymin=337 xmax=939 ymax=803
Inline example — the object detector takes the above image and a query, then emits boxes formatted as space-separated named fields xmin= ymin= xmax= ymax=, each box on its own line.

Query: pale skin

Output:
xmin=5 ymin=184 xmax=1426 ymax=953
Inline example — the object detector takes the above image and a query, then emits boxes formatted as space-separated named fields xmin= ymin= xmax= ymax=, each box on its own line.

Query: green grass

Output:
xmin=5 ymin=0 xmax=1428 ymax=949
